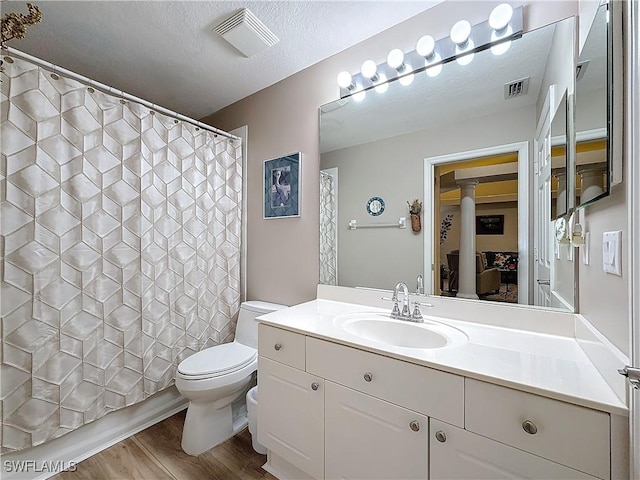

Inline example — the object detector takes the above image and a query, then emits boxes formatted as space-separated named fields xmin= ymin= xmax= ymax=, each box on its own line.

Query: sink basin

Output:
xmin=334 ymin=313 xmax=468 ymax=349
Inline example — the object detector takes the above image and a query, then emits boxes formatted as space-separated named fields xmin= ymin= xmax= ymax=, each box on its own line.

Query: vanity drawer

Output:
xmin=465 ymin=378 xmax=610 ymax=479
xmin=258 ymin=324 xmax=305 ymax=370
xmin=306 ymin=337 xmax=463 ymax=426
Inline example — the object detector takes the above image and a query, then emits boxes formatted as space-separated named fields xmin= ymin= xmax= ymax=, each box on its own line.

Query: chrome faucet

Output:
xmin=386 ymin=280 xmax=434 ymax=322
xmin=391 ymin=282 xmax=411 ymax=320
xmin=415 ymin=274 xmax=423 ymax=295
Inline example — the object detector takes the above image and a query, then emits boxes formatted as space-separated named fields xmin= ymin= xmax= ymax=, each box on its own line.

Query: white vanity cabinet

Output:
xmin=429 ymin=419 xmax=600 ymax=479
xmin=257 ymin=324 xmax=324 ymax=479
xmin=258 ymin=356 xmax=325 ymax=480
xmin=325 ymin=381 xmax=429 ymax=480
xmin=464 ymin=379 xmax=610 ymax=479
xmin=258 ymin=324 xmax=613 ymax=480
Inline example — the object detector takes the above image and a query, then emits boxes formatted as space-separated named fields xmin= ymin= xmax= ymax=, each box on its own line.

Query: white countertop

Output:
xmin=257 ymin=298 xmax=628 ymax=416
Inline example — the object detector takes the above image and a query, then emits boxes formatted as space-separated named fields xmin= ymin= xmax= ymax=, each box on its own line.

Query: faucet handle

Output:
xmin=412 ymin=301 xmax=423 ymax=321
xmin=391 ymin=302 xmax=401 ymax=319
xmin=415 ymin=301 xmax=434 ymax=308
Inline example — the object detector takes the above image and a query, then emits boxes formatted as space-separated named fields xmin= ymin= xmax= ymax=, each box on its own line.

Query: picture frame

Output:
xmin=264 ymin=152 xmax=301 ymax=219
xmin=476 ymin=214 xmax=504 ymax=235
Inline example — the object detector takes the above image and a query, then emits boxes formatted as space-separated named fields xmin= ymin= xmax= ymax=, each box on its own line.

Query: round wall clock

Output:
xmin=366 ymin=196 xmax=385 ymax=216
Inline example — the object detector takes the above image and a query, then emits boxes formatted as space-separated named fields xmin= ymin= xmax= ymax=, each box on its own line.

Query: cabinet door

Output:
xmin=430 ymin=419 xmax=599 ymax=479
xmin=325 ymin=381 xmax=428 ymax=480
xmin=258 ymin=357 xmax=324 ymax=480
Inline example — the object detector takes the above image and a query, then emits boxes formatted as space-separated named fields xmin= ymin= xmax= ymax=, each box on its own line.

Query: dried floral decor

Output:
xmin=1 ymin=3 xmax=42 ymax=45
xmin=407 ymin=199 xmax=422 ymax=233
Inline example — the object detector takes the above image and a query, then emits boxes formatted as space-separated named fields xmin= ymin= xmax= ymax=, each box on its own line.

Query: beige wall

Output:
xmin=203 ymin=1 xmax=577 ymax=307
xmin=577 ymin=166 xmax=629 ymax=355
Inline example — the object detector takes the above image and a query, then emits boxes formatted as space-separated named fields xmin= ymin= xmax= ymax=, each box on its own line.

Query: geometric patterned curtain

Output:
xmin=0 ymin=54 xmax=242 ymax=452
xmin=319 ymin=170 xmax=337 ymax=285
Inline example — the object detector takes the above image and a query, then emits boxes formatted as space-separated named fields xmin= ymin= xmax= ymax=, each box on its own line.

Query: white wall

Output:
xmin=320 ymin=106 xmax=534 ymax=290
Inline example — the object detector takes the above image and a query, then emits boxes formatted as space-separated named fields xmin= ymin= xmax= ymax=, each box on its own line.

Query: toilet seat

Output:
xmin=177 ymin=342 xmax=257 ymax=380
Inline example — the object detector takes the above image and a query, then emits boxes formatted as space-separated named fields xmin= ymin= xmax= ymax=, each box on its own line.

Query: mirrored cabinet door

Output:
xmin=574 ymin=1 xmax=618 ymax=208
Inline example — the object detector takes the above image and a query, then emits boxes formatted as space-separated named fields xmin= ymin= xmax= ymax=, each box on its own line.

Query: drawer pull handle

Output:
xmin=274 ymin=343 xmax=282 ymax=351
xmin=409 ymin=420 xmax=420 ymax=432
xmin=435 ymin=430 xmax=447 ymax=443
xmin=311 ymin=382 xmax=319 ymax=391
xmin=522 ymin=420 xmax=538 ymax=435
xmin=363 ymin=372 xmax=373 ymax=382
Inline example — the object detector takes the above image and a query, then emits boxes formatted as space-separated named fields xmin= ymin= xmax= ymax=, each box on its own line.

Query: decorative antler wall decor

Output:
xmin=1 ymin=3 xmax=42 ymax=46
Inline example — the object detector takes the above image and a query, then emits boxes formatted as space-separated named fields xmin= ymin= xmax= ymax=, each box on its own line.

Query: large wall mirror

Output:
xmin=319 ymin=15 xmax=578 ymax=312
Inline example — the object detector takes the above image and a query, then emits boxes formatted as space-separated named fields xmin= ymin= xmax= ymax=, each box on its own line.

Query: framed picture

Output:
xmin=264 ymin=152 xmax=301 ymax=219
xmin=476 ymin=214 xmax=504 ymax=235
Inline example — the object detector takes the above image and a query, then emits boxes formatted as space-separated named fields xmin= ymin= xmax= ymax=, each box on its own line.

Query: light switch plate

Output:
xmin=602 ymin=230 xmax=622 ymax=275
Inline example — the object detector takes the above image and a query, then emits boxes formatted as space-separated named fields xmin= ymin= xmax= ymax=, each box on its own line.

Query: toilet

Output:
xmin=175 ymin=301 xmax=286 ymax=455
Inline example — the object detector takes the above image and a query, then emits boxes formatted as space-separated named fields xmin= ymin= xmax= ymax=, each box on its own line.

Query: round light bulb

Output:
xmin=416 ymin=35 xmax=436 ymax=58
xmin=456 ymin=51 xmax=475 ymax=66
xmin=374 ymin=73 xmax=389 ymax=93
xmin=490 ymin=37 xmax=511 ymax=56
xmin=426 ymin=63 xmax=442 ymax=77
xmin=337 ymin=71 xmax=353 ymax=89
xmin=450 ymin=20 xmax=471 ymax=46
xmin=399 ymin=73 xmax=414 ymax=86
xmin=353 ymin=86 xmax=366 ymax=102
xmin=490 ymin=26 xmax=513 ymax=56
xmin=489 ymin=3 xmax=513 ymax=31
xmin=360 ymin=60 xmax=377 ymax=80
xmin=455 ymin=39 xmax=475 ymax=66
xmin=490 ymin=40 xmax=511 ymax=56
xmin=425 ymin=52 xmax=443 ymax=77
xmin=387 ymin=48 xmax=405 ymax=70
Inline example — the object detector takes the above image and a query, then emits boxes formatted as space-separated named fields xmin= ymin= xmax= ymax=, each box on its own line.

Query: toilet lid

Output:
xmin=177 ymin=342 xmax=256 ymax=377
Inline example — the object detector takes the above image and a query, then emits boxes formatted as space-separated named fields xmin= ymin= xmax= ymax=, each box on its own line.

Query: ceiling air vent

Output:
xmin=576 ymin=60 xmax=590 ymax=81
xmin=504 ymin=77 xmax=530 ymax=99
xmin=214 ymin=8 xmax=279 ymax=58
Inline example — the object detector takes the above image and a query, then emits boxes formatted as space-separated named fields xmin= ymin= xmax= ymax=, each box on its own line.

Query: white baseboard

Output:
xmin=1 ymin=387 xmax=188 ymax=480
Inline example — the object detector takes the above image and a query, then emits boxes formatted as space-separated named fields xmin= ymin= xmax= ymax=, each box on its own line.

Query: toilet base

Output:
xmin=181 ymin=401 xmax=248 ymax=455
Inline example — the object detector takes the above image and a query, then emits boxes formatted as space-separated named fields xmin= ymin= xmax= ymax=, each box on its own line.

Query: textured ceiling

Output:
xmin=2 ymin=1 xmax=442 ymax=119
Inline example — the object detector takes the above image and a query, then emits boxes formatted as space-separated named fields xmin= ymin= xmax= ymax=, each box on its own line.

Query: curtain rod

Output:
xmin=2 ymin=47 xmax=239 ymax=141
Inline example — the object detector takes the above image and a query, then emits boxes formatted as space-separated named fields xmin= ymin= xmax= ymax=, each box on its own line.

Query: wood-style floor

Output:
xmin=51 ymin=410 xmax=277 ymax=480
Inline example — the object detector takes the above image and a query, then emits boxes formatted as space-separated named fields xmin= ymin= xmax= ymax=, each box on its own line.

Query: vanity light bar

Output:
xmin=337 ymin=5 xmax=523 ymax=99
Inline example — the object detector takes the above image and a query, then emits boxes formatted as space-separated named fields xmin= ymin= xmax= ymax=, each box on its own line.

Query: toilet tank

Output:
xmin=235 ymin=301 xmax=287 ymax=348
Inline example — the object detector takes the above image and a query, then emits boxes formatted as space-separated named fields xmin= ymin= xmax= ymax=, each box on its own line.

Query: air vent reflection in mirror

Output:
xmin=504 ymin=77 xmax=530 ymax=99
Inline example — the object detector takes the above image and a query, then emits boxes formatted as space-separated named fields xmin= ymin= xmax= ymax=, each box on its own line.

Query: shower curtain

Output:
xmin=0 ymin=55 xmax=242 ymax=452
xmin=319 ymin=171 xmax=337 ymax=285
